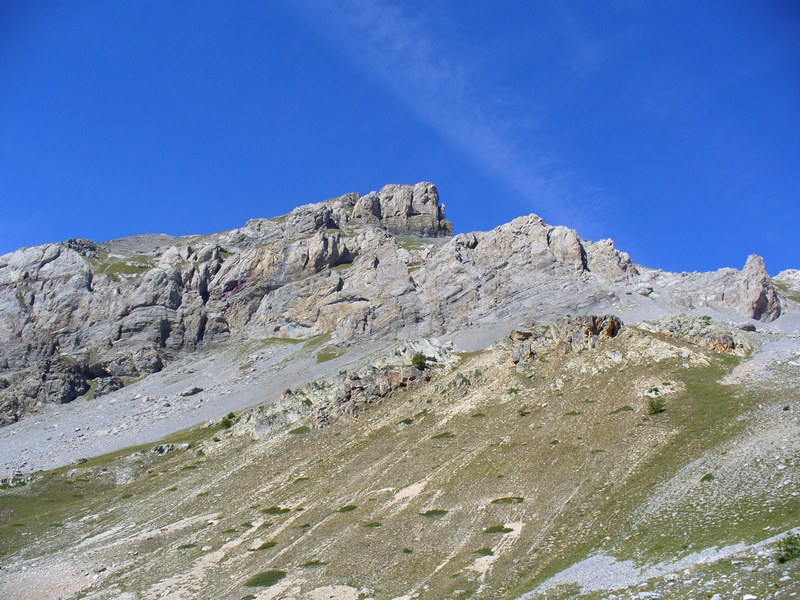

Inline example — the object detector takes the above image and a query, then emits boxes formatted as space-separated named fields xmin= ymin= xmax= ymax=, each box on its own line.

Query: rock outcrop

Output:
xmin=0 ymin=182 xmax=788 ymax=424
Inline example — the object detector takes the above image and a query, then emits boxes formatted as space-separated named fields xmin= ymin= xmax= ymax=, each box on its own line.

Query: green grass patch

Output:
xmin=609 ymin=405 xmax=634 ymax=415
xmin=336 ymin=504 xmax=358 ymax=513
xmin=431 ymin=432 xmax=455 ymax=440
xmin=288 ymin=426 xmax=310 ymax=435
xmin=484 ymin=525 xmax=513 ymax=534
xmin=475 ymin=547 xmax=494 ymax=556
xmin=330 ymin=262 xmax=353 ymax=271
xmin=362 ymin=521 xmax=382 ymax=528
xmin=774 ymin=281 xmax=800 ymax=304
xmin=491 ymin=496 xmax=524 ymax=505
xmin=302 ymin=559 xmax=326 ymax=567
xmin=303 ymin=333 xmax=332 ymax=352
xmin=177 ymin=543 xmax=197 ymax=550
xmin=244 ymin=570 xmax=287 ymax=587
xmin=251 ymin=541 xmax=277 ymax=551
xmin=261 ymin=506 xmax=291 ymax=515
xmin=419 ymin=509 xmax=448 ymax=517
xmin=316 ymin=346 xmax=347 ymax=363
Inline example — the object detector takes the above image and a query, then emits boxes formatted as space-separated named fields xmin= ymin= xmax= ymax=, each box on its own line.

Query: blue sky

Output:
xmin=1 ymin=1 xmax=798 ymax=273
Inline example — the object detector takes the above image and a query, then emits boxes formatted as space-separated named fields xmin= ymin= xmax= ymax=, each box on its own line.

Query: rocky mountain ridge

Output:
xmin=0 ymin=182 xmax=787 ymax=424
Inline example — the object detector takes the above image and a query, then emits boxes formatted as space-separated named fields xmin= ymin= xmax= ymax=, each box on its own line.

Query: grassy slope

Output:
xmin=1 ymin=330 xmax=797 ymax=599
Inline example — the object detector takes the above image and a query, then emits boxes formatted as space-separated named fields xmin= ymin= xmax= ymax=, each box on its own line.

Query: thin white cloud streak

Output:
xmin=286 ymin=0 xmax=589 ymax=228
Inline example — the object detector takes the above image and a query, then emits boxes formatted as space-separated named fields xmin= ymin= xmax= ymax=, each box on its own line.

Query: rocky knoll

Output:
xmin=0 ymin=182 xmax=787 ymax=424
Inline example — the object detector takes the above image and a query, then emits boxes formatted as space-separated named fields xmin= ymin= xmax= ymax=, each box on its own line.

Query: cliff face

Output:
xmin=0 ymin=182 xmax=785 ymax=424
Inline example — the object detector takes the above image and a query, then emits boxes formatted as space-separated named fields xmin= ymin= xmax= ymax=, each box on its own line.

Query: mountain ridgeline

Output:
xmin=0 ymin=182 xmax=784 ymax=425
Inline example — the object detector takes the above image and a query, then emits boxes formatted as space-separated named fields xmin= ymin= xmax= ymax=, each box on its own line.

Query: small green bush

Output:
xmin=647 ymin=396 xmax=666 ymax=415
xmin=412 ymin=352 xmax=427 ymax=370
xmin=252 ymin=541 xmax=277 ymax=550
xmin=362 ymin=521 xmax=382 ymax=528
xmin=244 ymin=570 xmax=286 ymax=587
xmin=484 ymin=525 xmax=513 ymax=534
xmin=337 ymin=504 xmax=358 ymax=513
xmin=777 ymin=533 xmax=800 ymax=563
xmin=491 ymin=496 xmax=524 ymax=505
xmin=419 ymin=509 xmax=448 ymax=517
xmin=302 ymin=559 xmax=326 ymax=567
xmin=261 ymin=506 xmax=290 ymax=515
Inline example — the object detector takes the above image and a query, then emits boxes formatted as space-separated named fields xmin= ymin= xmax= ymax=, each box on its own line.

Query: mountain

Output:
xmin=0 ymin=182 xmax=783 ymax=425
xmin=0 ymin=183 xmax=798 ymax=599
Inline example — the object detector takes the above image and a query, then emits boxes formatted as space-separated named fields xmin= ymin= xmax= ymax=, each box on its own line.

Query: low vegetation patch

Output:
xmin=491 ymin=496 xmax=524 ymax=505
xmin=419 ymin=509 xmax=448 ymax=517
xmin=431 ymin=432 xmax=455 ymax=440
xmin=647 ymin=396 xmax=666 ymax=414
xmin=316 ymin=346 xmax=346 ymax=363
xmin=243 ymin=570 xmax=287 ymax=587
xmin=288 ymin=425 xmax=310 ymax=435
xmin=251 ymin=541 xmax=277 ymax=551
xmin=261 ymin=506 xmax=291 ymax=515
xmin=484 ymin=525 xmax=513 ymax=534
xmin=777 ymin=533 xmax=800 ymax=563
xmin=302 ymin=559 xmax=326 ymax=567
xmin=337 ymin=504 xmax=358 ymax=513
xmin=475 ymin=547 xmax=494 ymax=556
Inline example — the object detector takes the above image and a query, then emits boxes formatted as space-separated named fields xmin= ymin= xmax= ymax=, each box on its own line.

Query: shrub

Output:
xmin=491 ymin=496 xmax=524 ymax=505
xmin=261 ymin=506 xmax=290 ymax=515
xmin=412 ymin=352 xmax=427 ymax=370
xmin=777 ymin=533 xmax=800 ymax=563
xmin=647 ymin=396 xmax=666 ymax=415
xmin=484 ymin=525 xmax=513 ymax=534
xmin=419 ymin=509 xmax=448 ymax=517
xmin=244 ymin=570 xmax=286 ymax=587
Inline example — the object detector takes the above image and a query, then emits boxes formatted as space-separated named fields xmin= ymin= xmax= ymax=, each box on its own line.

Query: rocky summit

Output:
xmin=0 ymin=184 xmax=798 ymax=600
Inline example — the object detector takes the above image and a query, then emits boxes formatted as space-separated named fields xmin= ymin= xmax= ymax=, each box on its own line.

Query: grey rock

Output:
xmin=0 ymin=182 xmax=788 ymax=425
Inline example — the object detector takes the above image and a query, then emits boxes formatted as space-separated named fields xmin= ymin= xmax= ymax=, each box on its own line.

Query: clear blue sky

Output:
xmin=1 ymin=1 xmax=798 ymax=273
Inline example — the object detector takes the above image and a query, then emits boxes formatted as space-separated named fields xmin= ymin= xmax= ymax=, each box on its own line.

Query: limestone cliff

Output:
xmin=0 ymin=182 xmax=786 ymax=424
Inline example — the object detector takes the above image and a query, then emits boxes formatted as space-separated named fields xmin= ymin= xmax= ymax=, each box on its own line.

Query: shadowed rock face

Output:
xmin=0 ymin=183 xmax=787 ymax=424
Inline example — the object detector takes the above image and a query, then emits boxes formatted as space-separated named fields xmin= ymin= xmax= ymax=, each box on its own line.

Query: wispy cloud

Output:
xmin=286 ymin=0 xmax=595 ymax=229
